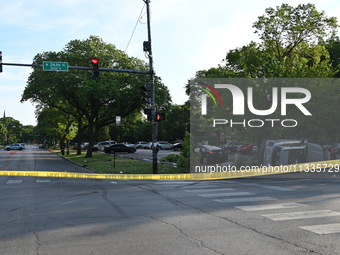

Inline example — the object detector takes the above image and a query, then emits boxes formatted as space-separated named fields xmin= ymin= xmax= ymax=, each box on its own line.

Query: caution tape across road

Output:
xmin=0 ymin=160 xmax=339 ymax=180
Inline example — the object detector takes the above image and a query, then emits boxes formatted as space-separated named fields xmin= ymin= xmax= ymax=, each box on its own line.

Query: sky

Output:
xmin=1 ymin=0 xmax=340 ymax=126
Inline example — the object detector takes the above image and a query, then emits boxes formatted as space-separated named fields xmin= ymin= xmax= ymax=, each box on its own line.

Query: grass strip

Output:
xmin=53 ymin=150 xmax=186 ymax=174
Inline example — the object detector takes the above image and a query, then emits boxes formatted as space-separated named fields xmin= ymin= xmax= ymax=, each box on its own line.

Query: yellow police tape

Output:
xmin=1 ymin=160 xmax=339 ymax=180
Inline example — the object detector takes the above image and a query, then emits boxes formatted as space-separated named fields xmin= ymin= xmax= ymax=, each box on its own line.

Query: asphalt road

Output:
xmin=1 ymin=145 xmax=340 ymax=255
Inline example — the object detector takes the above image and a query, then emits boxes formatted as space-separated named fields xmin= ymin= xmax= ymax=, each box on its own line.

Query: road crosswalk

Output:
xmin=5 ymin=179 xmax=51 ymax=184
xmin=4 ymin=178 xmax=340 ymax=235
xmin=180 ymin=183 xmax=340 ymax=235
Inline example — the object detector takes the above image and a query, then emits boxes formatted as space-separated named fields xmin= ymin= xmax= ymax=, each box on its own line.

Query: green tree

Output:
xmin=190 ymin=4 xmax=340 ymax=146
xmin=22 ymin=36 xmax=171 ymax=157
xmin=35 ymin=107 xmax=76 ymax=155
xmin=157 ymin=103 xmax=189 ymax=142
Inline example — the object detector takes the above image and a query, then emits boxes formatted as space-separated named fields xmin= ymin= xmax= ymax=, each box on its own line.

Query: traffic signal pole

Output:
xmin=144 ymin=0 xmax=158 ymax=174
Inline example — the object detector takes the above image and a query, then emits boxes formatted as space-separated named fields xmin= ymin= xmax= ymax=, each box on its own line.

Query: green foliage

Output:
xmin=221 ymin=3 xmax=339 ymax=78
xmin=157 ymin=103 xmax=189 ymax=141
xmin=21 ymin=36 xmax=172 ymax=157
xmin=160 ymin=154 xmax=180 ymax=163
xmin=190 ymin=4 xmax=340 ymax=145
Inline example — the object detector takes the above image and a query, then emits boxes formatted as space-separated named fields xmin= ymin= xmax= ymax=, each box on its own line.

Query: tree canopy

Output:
xmin=191 ymin=3 xmax=340 ymax=145
xmin=21 ymin=36 xmax=171 ymax=157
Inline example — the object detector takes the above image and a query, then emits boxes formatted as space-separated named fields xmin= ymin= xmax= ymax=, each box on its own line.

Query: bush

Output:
xmin=160 ymin=154 xmax=180 ymax=163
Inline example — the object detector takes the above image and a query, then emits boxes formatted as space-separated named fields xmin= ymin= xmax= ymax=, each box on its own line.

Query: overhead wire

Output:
xmin=125 ymin=3 xmax=146 ymax=53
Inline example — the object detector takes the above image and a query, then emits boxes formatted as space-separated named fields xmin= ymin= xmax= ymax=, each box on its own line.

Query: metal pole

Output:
xmin=2 ymin=63 xmax=150 ymax=74
xmin=144 ymin=0 xmax=158 ymax=174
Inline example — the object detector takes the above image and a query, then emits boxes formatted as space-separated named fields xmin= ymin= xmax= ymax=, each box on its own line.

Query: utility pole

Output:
xmin=144 ymin=0 xmax=158 ymax=174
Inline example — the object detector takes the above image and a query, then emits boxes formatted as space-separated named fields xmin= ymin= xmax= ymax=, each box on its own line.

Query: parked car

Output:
xmin=224 ymin=141 xmax=244 ymax=153
xmin=104 ymin=143 xmax=136 ymax=154
xmin=198 ymin=145 xmax=227 ymax=164
xmin=38 ymin=144 xmax=46 ymax=149
xmin=237 ymin=144 xmax=254 ymax=154
xmin=121 ymin=142 xmax=136 ymax=148
xmin=156 ymin=141 xmax=173 ymax=149
xmin=135 ymin=141 xmax=149 ymax=149
xmin=5 ymin=143 xmax=25 ymax=151
xmin=329 ymin=143 xmax=340 ymax=159
xmin=81 ymin=142 xmax=89 ymax=150
xmin=96 ymin=141 xmax=116 ymax=151
xmin=173 ymin=142 xmax=182 ymax=151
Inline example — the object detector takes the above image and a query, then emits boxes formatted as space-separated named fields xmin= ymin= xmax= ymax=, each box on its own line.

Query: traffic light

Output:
xmin=144 ymin=108 xmax=152 ymax=121
xmin=155 ymin=112 xmax=165 ymax=121
xmin=0 ymin=51 xmax=2 ymax=73
xmin=91 ymin=57 xmax=99 ymax=79
xmin=141 ymin=85 xmax=151 ymax=103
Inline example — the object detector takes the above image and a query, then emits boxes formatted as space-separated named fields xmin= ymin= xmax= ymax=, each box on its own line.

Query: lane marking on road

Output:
xmin=6 ymin=180 xmax=23 ymax=184
xmin=223 ymin=180 xmax=294 ymax=191
xmin=61 ymin=200 xmax=79 ymax=205
xmin=183 ymin=188 xmax=235 ymax=193
xmin=154 ymin=181 xmax=196 ymax=185
xmin=236 ymin=202 xmax=308 ymax=211
xmin=214 ymin=196 xmax=277 ymax=203
xmin=300 ymin=223 xmax=340 ymax=234
xmin=179 ymin=185 xmax=218 ymax=189
xmin=36 ymin=179 xmax=51 ymax=183
xmin=244 ymin=183 xmax=294 ymax=191
xmin=262 ymin=210 xmax=340 ymax=221
xmin=0 ymin=158 xmax=339 ymax=180
xmin=198 ymin=192 xmax=254 ymax=198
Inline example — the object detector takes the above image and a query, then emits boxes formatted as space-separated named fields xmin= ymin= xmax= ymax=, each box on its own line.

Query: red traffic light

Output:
xmin=155 ymin=112 xmax=165 ymax=121
xmin=91 ymin=58 xmax=99 ymax=65
xmin=91 ymin=57 xmax=99 ymax=79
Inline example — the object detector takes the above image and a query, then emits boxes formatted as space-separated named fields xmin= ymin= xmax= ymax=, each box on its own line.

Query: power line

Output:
xmin=125 ymin=4 xmax=146 ymax=53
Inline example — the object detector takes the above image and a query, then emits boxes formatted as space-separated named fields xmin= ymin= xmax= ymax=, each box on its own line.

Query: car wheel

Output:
xmin=6 ymin=148 xmax=10 ymax=151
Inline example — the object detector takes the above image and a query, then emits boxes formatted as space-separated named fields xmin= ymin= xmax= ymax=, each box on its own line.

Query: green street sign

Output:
xmin=43 ymin=61 xmax=69 ymax=71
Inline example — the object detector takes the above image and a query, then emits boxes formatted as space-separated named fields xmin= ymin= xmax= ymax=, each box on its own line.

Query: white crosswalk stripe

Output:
xmin=236 ymin=202 xmax=308 ymax=211
xmin=5 ymin=179 xmax=51 ymax=184
xmin=214 ymin=197 xmax=277 ymax=203
xmin=36 ymin=179 xmax=51 ymax=183
xmin=300 ymin=223 xmax=340 ymax=234
xmin=198 ymin=192 xmax=254 ymax=198
xmin=262 ymin=210 xmax=340 ymax=221
xmin=183 ymin=188 xmax=235 ymax=193
xmin=6 ymin=180 xmax=23 ymax=184
xmin=180 ymin=185 xmax=220 ymax=189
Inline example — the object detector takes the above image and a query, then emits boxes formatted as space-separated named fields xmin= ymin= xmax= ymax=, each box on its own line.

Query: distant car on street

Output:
xmin=121 ymin=142 xmax=136 ymax=148
xmin=104 ymin=143 xmax=136 ymax=154
xmin=81 ymin=142 xmax=89 ymax=150
xmin=237 ymin=144 xmax=255 ymax=154
xmin=224 ymin=141 xmax=244 ymax=153
xmin=173 ymin=142 xmax=182 ymax=151
xmin=96 ymin=141 xmax=116 ymax=151
xmin=5 ymin=143 xmax=25 ymax=151
xmin=198 ymin=145 xmax=227 ymax=164
xmin=156 ymin=141 xmax=173 ymax=149
xmin=135 ymin=141 xmax=149 ymax=149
